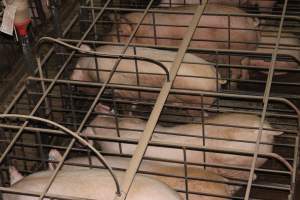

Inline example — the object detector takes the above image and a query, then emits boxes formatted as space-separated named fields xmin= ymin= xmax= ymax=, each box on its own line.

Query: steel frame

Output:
xmin=0 ymin=0 xmax=299 ymax=200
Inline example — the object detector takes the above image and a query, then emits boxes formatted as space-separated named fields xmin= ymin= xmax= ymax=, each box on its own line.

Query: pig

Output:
xmin=71 ymin=45 xmax=224 ymax=112
xmin=5 ymin=166 xmax=182 ymax=200
xmin=106 ymin=4 xmax=261 ymax=83
xmin=48 ymin=149 xmax=239 ymax=200
xmin=159 ymin=0 xmax=276 ymax=13
xmin=241 ymin=33 xmax=300 ymax=78
xmin=82 ymin=103 xmax=283 ymax=180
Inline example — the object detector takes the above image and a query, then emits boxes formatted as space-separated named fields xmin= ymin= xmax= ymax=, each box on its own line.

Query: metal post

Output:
xmin=79 ymin=0 xmax=89 ymax=35
xmin=20 ymin=34 xmax=36 ymax=74
xmin=49 ymin=0 xmax=62 ymax=37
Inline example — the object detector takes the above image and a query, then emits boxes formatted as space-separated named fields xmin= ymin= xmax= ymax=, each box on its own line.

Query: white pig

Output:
xmin=106 ymin=4 xmax=261 ymax=82
xmin=48 ymin=150 xmax=239 ymax=200
xmin=241 ymin=33 xmax=300 ymax=78
xmin=71 ymin=44 xmax=223 ymax=109
xmin=159 ymin=0 xmax=276 ymax=13
xmin=82 ymin=104 xmax=282 ymax=180
xmin=5 ymin=166 xmax=182 ymax=200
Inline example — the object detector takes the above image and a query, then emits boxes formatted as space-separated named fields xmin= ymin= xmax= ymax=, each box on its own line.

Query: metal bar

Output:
xmin=0 ymin=2 xmax=106 ymax=165
xmin=51 ymin=38 xmax=300 ymax=64
xmin=79 ymin=5 xmax=300 ymax=21
xmin=0 ymin=186 xmax=96 ymax=200
xmin=114 ymin=3 xmax=209 ymax=200
xmin=35 ymin=1 xmax=122 ymax=198
xmin=1 ymin=1 xmax=299 ymax=199
xmin=38 ymin=37 xmax=170 ymax=81
xmin=244 ymin=0 xmax=290 ymax=199
xmin=33 ymin=0 xmax=162 ymax=198
xmin=0 ymin=1 xmax=116 ymax=199
xmin=2 ymin=12 xmax=79 ymax=115
xmin=24 ymin=77 xmax=300 ymax=116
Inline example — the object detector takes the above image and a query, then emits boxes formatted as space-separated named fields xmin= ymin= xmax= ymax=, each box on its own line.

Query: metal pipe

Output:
xmin=0 ymin=0 xmax=114 ymax=195
xmin=244 ymin=0 xmax=290 ymax=199
xmin=0 ymin=113 xmax=121 ymax=195
xmin=114 ymin=3 xmax=209 ymax=200
xmin=37 ymin=37 xmax=170 ymax=81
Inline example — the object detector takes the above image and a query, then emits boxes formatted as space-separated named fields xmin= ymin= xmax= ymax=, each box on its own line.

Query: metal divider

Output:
xmin=114 ymin=2 xmax=208 ymax=199
xmin=244 ymin=0 xmax=291 ymax=199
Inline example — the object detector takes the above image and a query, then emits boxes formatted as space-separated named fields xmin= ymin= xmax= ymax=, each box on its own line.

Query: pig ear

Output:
xmin=119 ymin=17 xmax=133 ymax=36
xmin=9 ymin=166 xmax=24 ymax=186
xmin=253 ymin=17 xmax=260 ymax=28
xmin=48 ymin=149 xmax=63 ymax=170
xmin=81 ymin=127 xmax=95 ymax=146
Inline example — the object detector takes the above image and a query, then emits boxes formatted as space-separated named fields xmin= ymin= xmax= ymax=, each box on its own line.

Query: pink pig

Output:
xmin=106 ymin=4 xmax=261 ymax=83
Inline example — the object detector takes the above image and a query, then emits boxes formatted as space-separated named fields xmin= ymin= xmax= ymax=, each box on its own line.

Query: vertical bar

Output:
xmin=183 ymin=147 xmax=189 ymax=200
xmin=200 ymin=95 xmax=206 ymax=170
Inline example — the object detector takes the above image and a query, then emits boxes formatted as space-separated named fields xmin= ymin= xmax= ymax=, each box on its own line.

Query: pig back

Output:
xmin=121 ymin=4 xmax=259 ymax=66
xmin=204 ymin=113 xmax=282 ymax=178
xmin=60 ymin=156 xmax=239 ymax=199
xmin=88 ymin=113 xmax=281 ymax=173
xmin=87 ymin=45 xmax=218 ymax=105
xmin=88 ymin=115 xmax=205 ymax=162
xmin=3 ymin=169 xmax=181 ymax=200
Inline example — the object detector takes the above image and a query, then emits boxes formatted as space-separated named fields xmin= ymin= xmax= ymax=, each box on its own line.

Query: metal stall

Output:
xmin=0 ymin=0 xmax=299 ymax=200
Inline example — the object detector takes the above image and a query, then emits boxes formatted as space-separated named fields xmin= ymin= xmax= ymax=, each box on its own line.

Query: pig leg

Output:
xmin=9 ymin=166 xmax=24 ymax=186
xmin=48 ymin=149 xmax=63 ymax=170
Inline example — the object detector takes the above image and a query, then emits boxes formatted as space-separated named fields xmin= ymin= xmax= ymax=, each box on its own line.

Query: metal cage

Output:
xmin=0 ymin=0 xmax=299 ymax=200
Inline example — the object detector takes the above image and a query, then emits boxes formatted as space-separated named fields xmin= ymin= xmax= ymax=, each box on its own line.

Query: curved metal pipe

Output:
xmin=0 ymin=114 xmax=121 ymax=196
xmin=37 ymin=37 xmax=171 ymax=81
